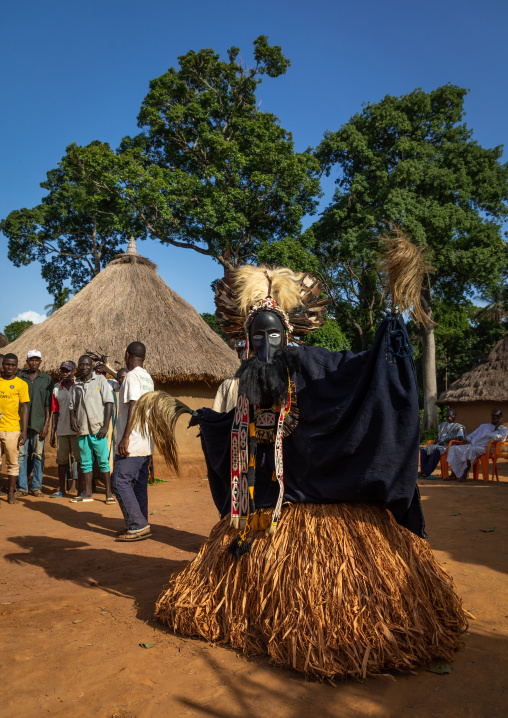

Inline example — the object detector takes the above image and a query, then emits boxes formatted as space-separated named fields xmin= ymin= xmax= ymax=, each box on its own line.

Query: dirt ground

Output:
xmin=1 ymin=448 xmax=507 ymax=718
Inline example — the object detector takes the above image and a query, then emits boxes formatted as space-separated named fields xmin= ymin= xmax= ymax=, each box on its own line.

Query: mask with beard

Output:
xmin=235 ymin=348 xmax=300 ymax=407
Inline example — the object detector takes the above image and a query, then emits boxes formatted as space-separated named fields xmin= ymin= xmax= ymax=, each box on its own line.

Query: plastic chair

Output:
xmin=425 ymin=439 xmax=462 ymax=479
xmin=468 ymin=441 xmax=502 ymax=481
xmin=487 ymin=440 xmax=508 ymax=481
xmin=472 ymin=453 xmax=487 ymax=481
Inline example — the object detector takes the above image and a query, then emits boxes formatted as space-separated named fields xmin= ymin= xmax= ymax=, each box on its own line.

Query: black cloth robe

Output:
xmin=189 ymin=315 xmax=425 ymax=538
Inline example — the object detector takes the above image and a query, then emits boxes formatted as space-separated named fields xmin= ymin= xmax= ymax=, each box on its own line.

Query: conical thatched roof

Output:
xmin=0 ymin=332 xmax=7 ymax=349
xmin=3 ymin=245 xmax=239 ymax=383
xmin=437 ymin=333 xmax=508 ymax=404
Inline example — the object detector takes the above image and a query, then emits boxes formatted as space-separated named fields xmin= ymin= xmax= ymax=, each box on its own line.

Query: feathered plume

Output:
xmin=378 ymin=229 xmax=434 ymax=327
xmin=215 ymin=265 xmax=328 ymax=339
xmin=234 ymin=265 xmax=306 ymax=315
xmin=131 ymin=391 xmax=195 ymax=475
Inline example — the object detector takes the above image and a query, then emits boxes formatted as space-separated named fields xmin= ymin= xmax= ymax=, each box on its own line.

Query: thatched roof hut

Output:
xmin=3 ymin=240 xmax=239 ymax=467
xmin=437 ymin=333 xmax=508 ymax=432
xmin=0 ymin=332 xmax=7 ymax=349
xmin=3 ymin=240 xmax=239 ymax=383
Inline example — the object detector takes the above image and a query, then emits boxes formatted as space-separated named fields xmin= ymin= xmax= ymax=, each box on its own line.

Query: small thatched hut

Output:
xmin=0 ymin=332 xmax=7 ymax=349
xmin=3 ymin=240 xmax=239 ymax=467
xmin=437 ymin=333 xmax=508 ymax=432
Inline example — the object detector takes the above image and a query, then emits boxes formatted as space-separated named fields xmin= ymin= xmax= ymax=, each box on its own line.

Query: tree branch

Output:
xmin=126 ymin=199 xmax=215 ymax=259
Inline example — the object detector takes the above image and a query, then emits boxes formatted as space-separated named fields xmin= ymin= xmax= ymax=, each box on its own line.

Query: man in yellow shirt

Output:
xmin=0 ymin=353 xmax=29 ymax=504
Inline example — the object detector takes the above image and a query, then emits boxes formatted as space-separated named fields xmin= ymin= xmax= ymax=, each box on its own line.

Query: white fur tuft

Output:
xmin=234 ymin=265 xmax=306 ymax=314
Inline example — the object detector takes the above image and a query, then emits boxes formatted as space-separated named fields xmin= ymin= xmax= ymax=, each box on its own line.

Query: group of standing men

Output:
xmin=0 ymin=342 xmax=156 ymax=542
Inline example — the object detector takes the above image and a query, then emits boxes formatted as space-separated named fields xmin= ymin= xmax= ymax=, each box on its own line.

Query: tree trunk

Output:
xmin=419 ymin=316 xmax=438 ymax=431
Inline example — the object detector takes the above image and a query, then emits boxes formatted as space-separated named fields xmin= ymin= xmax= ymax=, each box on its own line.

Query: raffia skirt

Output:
xmin=155 ymin=503 xmax=467 ymax=680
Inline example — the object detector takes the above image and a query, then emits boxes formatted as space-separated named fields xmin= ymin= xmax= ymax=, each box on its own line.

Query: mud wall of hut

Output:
xmin=447 ymin=401 xmax=508 ymax=435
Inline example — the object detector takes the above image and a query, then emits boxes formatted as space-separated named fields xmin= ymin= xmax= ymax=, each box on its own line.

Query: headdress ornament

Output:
xmin=215 ymin=265 xmax=328 ymax=343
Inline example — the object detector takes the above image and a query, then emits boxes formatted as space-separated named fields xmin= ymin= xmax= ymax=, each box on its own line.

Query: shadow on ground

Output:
xmin=172 ymin=629 xmax=508 ymax=718
xmin=417 ymin=478 xmax=508 ymax=576
xmin=2 ymin=492 xmax=206 ymax=552
xmin=4 ymin=533 xmax=189 ymax=622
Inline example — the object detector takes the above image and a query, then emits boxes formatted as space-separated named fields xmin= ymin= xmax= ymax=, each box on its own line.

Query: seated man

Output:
xmin=446 ymin=408 xmax=507 ymax=482
xmin=419 ymin=408 xmax=465 ymax=478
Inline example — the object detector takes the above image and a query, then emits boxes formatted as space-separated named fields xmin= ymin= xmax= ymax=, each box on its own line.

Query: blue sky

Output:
xmin=1 ymin=0 xmax=507 ymax=333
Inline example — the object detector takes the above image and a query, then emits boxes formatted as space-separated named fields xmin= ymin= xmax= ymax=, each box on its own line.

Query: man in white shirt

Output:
xmin=446 ymin=408 xmax=507 ymax=481
xmin=95 ymin=364 xmax=128 ymax=470
xmin=112 ymin=342 xmax=154 ymax=541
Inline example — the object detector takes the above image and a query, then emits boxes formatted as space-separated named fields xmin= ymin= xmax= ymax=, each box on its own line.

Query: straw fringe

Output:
xmin=131 ymin=391 xmax=193 ymax=475
xmin=378 ymin=229 xmax=434 ymax=328
xmin=155 ymin=503 xmax=466 ymax=680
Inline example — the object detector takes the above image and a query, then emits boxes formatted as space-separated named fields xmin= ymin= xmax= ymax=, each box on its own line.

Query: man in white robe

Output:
xmin=446 ymin=409 xmax=507 ymax=481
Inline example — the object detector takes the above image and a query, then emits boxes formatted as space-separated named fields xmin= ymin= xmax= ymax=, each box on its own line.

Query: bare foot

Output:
xmin=8 ymin=495 xmax=19 ymax=505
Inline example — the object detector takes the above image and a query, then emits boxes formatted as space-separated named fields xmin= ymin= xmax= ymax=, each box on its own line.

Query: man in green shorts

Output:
xmin=69 ymin=355 xmax=115 ymax=504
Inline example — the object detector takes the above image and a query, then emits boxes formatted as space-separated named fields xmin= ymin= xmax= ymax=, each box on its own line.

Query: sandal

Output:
xmin=105 ymin=497 xmax=117 ymax=504
xmin=49 ymin=491 xmax=63 ymax=498
xmin=32 ymin=490 xmax=43 ymax=497
xmin=13 ymin=490 xmax=28 ymax=498
xmin=116 ymin=532 xmax=151 ymax=542
xmin=116 ymin=526 xmax=151 ymax=542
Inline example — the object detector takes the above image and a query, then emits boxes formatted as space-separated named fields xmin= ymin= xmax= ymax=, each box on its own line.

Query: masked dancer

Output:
xmin=132 ymin=236 xmax=466 ymax=680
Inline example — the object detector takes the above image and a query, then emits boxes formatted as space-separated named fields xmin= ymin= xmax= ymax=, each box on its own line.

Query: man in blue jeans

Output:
xmin=113 ymin=342 xmax=154 ymax=541
xmin=16 ymin=350 xmax=54 ymax=497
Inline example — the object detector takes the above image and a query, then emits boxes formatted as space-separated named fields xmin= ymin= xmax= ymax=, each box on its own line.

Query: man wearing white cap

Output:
xmin=16 ymin=350 xmax=54 ymax=497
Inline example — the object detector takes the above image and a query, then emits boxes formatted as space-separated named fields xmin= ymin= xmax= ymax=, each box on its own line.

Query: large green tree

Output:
xmin=70 ymin=36 xmax=321 ymax=271
xmin=1 ymin=142 xmax=145 ymax=295
xmin=408 ymin=299 xmax=507 ymax=403
xmin=315 ymin=84 xmax=508 ymax=428
xmin=475 ymin=279 xmax=508 ymax=324
xmin=4 ymin=320 xmax=33 ymax=343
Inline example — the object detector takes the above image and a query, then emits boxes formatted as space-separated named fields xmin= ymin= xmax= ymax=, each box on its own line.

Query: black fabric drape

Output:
xmin=189 ymin=315 xmax=425 ymax=537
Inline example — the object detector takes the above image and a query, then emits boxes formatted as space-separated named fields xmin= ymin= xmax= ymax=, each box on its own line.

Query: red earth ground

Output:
xmin=1 ymin=447 xmax=507 ymax=718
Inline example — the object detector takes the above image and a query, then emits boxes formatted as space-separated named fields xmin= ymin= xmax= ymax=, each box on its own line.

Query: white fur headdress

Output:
xmin=215 ymin=265 xmax=328 ymax=340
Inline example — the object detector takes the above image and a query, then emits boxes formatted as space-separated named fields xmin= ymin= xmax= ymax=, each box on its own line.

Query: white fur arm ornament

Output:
xmin=131 ymin=391 xmax=197 ymax=475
